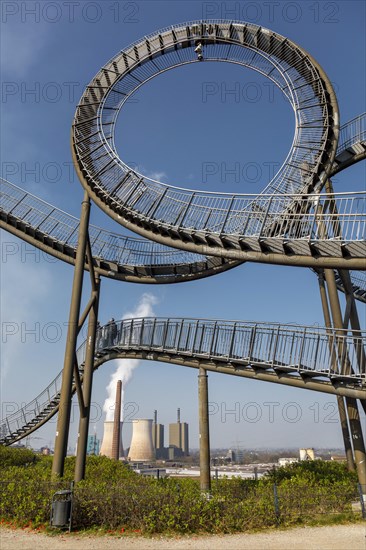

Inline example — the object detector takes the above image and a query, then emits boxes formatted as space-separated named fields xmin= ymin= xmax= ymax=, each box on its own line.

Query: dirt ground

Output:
xmin=1 ymin=524 xmax=365 ymax=550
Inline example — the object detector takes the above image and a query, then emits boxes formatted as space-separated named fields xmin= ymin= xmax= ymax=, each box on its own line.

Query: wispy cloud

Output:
xmin=134 ymin=165 xmax=168 ymax=183
xmin=103 ymin=293 xmax=158 ymax=422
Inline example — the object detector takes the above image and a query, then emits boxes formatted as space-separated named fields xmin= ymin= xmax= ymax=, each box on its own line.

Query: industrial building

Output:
xmin=299 ymin=448 xmax=315 ymax=461
xmin=87 ymin=434 xmax=100 ymax=455
xmin=226 ymin=448 xmax=245 ymax=464
xmin=169 ymin=408 xmax=189 ymax=457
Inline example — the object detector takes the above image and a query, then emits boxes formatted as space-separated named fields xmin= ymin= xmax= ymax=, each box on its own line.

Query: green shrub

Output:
xmin=0 ymin=446 xmax=38 ymax=467
xmin=263 ymin=460 xmax=358 ymax=485
xmin=0 ymin=453 xmax=361 ymax=533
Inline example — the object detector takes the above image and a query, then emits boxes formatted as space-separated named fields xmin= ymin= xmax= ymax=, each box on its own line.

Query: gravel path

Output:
xmin=1 ymin=524 xmax=365 ymax=550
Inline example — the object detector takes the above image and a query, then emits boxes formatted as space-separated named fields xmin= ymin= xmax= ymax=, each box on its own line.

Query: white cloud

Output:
xmin=133 ymin=165 xmax=168 ymax=183
xmin=103 ymin=293 xmax=158 ymax=421
xmin=147 ymin=171 xmax=168 ymax=182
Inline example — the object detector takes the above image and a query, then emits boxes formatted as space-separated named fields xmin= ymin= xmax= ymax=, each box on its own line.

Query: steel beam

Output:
xmin=318 ymin=271 xmax=355 ymax=471
xmin=324 ymin=268 xmax=366 ymax=488
xmin=74 ymin=275 xmax=101 ymax=482
xmin=347 ymin=397 xmax=366 ymax=491
xmin=52 ymin=192 xmax=91 ymax=478
xmin=198 ymin=367 xmax=211 ymax=492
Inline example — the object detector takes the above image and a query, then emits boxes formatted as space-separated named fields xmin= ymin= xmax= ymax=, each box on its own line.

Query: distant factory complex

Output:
xmin=99 ymin=409 xmax=189 ymax=462
xmin=98 ymin=382 xmax=189 ymax=462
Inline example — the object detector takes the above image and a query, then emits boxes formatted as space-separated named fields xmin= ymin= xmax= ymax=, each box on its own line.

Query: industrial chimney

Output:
xmin=100 ymin=380 xmax=124 ymax=459
xmin=128 ymin=419 xmax=155 ymax=462
xmin=111 ymin=380 xmax=123 ymax=460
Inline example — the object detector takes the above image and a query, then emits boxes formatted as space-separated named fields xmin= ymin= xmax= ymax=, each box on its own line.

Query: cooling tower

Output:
xmin=100 ymin=421 xmax=124 ymax=459
xmin=128 ymin=419 xmax=155 ymax=461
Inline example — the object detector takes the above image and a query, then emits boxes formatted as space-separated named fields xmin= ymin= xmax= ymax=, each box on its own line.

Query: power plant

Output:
xmin=127 ymin=409 xmax=190 ymax=462
xmin=169 ymin=408 xmax=189 ymax=458
xmin=128 ymin=419 xmax=155 ymax=462
xmin=99 ymin=381 xmax=190 ymax=463
xmin=100 ymin=380 xmax=124 ymax=459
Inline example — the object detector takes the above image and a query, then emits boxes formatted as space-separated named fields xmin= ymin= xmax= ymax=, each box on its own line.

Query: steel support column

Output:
xmin=74 ymin=275 xmax=101 ymax=482
xmin=52 ymin=192 xmax=91 ymax=478
xmin=318 ymin=272 xmax=355 ymax=470
xmin=198 ymin=367 xmax=211 ymax=492
xmin=347 ymin=397 xmax=366 ymax=493
xmin=337 ymin=271 xmax=366 ymax=368
xmin=324 ymin=268 xmax=366 ymax=488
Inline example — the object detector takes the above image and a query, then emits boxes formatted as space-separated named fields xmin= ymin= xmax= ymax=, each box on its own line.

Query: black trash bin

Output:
xmin=50 ymin=489 xmax=73 ymax=531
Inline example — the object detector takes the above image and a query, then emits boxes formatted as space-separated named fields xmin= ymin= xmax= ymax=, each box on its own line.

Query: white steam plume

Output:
xmin=103 ymin=293 xmax=158 ymax=421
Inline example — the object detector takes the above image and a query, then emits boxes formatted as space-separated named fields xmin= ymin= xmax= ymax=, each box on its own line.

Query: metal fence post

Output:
xmin=273 ymin=483 xmax=280 ymax=524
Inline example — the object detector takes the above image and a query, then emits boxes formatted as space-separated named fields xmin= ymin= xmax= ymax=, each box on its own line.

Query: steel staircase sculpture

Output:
xmin=1 ymin=318 xmax=365 ymax=446
xmin=71 ymin=20 xmax=366 ymax=269
xmin=1 ymin=21 xmax=365 ymax=453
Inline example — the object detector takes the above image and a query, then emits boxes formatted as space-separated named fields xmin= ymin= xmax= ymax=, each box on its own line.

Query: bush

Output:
xmin=0 ymin=452 xmax=361 ymax=533
xmin=263 ymin=460 xmax=358 ymax=485
xmin=0 ymin=446 xmax=38 ymax=467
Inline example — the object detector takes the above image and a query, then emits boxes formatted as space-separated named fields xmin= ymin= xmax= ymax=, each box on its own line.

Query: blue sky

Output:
xmin=1 ymin=1 xmax=365 ymax=453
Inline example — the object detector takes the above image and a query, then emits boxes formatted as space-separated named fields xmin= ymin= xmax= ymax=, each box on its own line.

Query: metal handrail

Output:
xmin=2 ymin=179 xmax=365 ymax=244
xmin=337 ymin=113 xmax=366 ymax=153
xmin=1 ymin=317 xmax=364 ymax=444
xmin=0 ymin=178 xmax=205 ymax=266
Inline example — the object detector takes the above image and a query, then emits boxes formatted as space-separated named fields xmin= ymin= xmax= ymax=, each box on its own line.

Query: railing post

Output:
xmin=198 ymin=321 xmax=206 ymax=352
xmin=150 ymin=318 xmax=156 ymax=348
xmin=297 ymin=328 xmax=307 ymax=371
xmin=259 ymin=197 xmax=273 ymax=236
xmin=248 ymin=325 xmax=257 ymax=360
xmin=271 ymin=326 xmax=281 ymax=367
xmin=228 ymin=322 xmax=237 ymax=358
xmin=191 ymin=320 xmax=199 ymax=353
xmin=209 ymin=322 xmax=217 ymax=356
xmin=162 ymin=319 xmax=170 ymax=349
xmin=128 ymin=319 xmax=134 ymax=347
xmin=177 ymin=319 xmax=184 ymax=351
